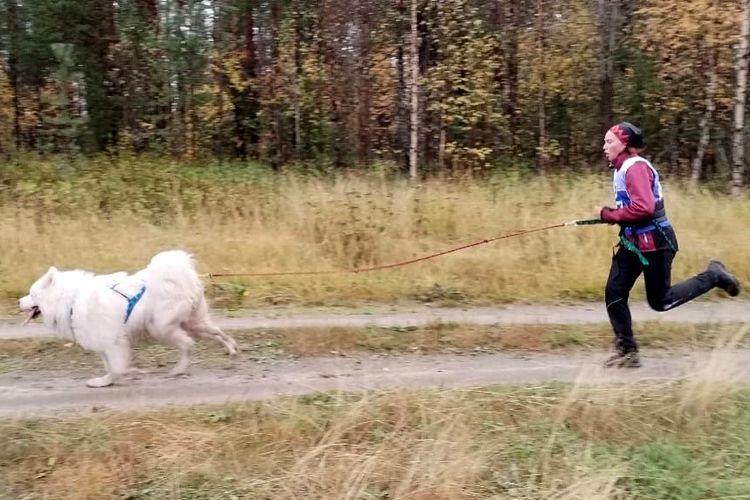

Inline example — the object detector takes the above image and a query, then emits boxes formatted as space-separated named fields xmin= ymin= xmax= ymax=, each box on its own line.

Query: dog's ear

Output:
xmin=41 ymin=267 xmax=58 ymax=287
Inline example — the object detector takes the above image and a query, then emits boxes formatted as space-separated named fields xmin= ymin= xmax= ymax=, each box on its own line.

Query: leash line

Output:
xmin=206 ymin=219 xmax=602 ymax=280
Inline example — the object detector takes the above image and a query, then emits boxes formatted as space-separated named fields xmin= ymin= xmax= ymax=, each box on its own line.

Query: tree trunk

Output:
xmin=438 ymin=112 xmax=446 ymax=171
xmin=137 ymin=0 xmax=159 ymax=34
xmin=210 ymin=0 xmax=225 ymax=157
xmin=174 ymin=0 xmax=189 ymax=157
xmin=231 ymin=2 xmax=259 ymax=159
xmin=270 ymin=0 xmax=283 ymax=169
xmin=691 ymin=48 xmax=718 ymax=184
xmin=394 ymin=0 xmax=408 ymax=169
xmin=408 ymin=0 xmax=419 ymax=179
xmin=79 ymin=0 xmax=121 ymax=151
xmin=506 ymin=0 xmax=520 ymax=154
xmin=187 ymin=83 xmax=195 ymax=159
xmin=489 ymin=0 xmax=518 ymax=156
xmin=732 ymin=0 xmax=749 ymax=195
xmin=34 ymin=85 xmax=43 ymax=152
xmin=536 ymin=0 xmax=548 ymax=174
xmin=355 ymin=0 xmax=372 ymax=167
xmin=6 ymin=0 xmax=22 ymax=149
xmin=598 ymin=0 xmax=617 ymax=135
xmin=293 ymin=0 xmax=303 ymax=159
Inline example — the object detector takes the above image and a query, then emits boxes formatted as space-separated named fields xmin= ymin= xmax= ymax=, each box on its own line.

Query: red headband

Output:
xmin=608 ymin=124 xmax=629 ymax=146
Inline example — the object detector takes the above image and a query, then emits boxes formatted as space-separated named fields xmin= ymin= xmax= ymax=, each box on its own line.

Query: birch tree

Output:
xmin=732 ymin=0 xmax=749 ymax=194
xmin=597 ymin=0 xmax=618 ymax=134
xmin=408 ymin=0 xmax=419 ymax=178
xmin=4 ymin=0 xmax=21 ymax=149
xmin=536 ymin=0 xmax=548 ymax=174
xmin=691 ymin=47 xmax=718 ymax=183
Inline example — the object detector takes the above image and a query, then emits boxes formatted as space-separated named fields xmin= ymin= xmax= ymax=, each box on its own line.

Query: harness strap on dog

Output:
xmin=110 ymin=284 xmax=147 ymax=324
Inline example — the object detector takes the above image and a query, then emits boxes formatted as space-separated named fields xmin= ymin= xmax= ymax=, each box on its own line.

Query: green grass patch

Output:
xmin=625 ymin=391 xmax=750 ymax=499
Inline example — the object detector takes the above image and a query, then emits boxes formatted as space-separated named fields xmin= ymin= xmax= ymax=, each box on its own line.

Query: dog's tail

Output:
xmin=148 ymin=249 xmax=197 ymax=271
xmin=143 ymin=250 xmax=203 ymax=300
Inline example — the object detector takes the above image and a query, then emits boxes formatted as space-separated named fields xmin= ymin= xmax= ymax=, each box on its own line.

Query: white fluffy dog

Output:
xmin=19 ymin=250 xmax=238 ymax=388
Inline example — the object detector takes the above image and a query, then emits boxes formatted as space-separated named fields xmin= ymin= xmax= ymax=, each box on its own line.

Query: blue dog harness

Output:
xmin=110 ymin=284 xmax=147 ymax=323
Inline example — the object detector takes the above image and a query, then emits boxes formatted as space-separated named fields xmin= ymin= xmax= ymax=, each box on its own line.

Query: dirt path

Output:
xmin=2 ymin=300 xmax=749 ymax=340
xmin=2 ymin=349 xmax=749 ymax=417
xmin=1 ymin=300 xmax=748 ymax=417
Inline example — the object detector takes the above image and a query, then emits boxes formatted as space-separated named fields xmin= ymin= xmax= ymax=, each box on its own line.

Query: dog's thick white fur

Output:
xmin=18 ymin=250 xmax=238 ymax=388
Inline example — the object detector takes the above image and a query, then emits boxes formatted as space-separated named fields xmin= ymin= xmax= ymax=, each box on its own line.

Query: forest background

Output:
xmin=1 ymin=0 xmax=749 ymax=188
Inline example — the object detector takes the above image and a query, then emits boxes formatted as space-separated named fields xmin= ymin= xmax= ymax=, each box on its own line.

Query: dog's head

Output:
xmin=18 ymin=267 xmax=58 ymax=325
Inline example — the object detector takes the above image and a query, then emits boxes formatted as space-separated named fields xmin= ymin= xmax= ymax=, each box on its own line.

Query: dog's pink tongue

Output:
xmin=23 ymin=310 xmax=35 ymax=326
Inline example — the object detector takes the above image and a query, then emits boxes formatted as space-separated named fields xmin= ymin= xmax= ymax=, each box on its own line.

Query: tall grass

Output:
xmin=2 ymin=376 xmax=749 ymax=498
xmin=1 ymin=156 xmax=748 ymax=310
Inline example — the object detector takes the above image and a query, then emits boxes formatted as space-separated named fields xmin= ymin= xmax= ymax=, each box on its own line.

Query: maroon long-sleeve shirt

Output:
xmin=600 ymin=151 xmax=657 ymax=224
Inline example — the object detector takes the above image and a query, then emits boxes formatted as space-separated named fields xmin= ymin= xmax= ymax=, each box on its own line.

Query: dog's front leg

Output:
xmin=86 ymin=372 xmax=115 ymax=388
xmin=86 ymin=343 xmax=131 ymax=388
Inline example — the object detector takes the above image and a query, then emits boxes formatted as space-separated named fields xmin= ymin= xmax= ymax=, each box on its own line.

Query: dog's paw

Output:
xmin=86 ymin=375 xmax=114 ymax=388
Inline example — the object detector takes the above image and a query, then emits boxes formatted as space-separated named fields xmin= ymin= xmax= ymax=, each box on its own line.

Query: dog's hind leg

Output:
xmin=185 ymin=321 xmax=239 ymax=356
xmin=163 ymin=328 xmax=195 ymax=377
xmin=87 ymin=342 xmax=131 ymax=388
xmin=183 ymin=298 xmax=239 ymax=355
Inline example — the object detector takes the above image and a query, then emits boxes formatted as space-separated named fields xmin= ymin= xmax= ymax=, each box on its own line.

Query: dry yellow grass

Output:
xmin=2 ymin=373 xmax=748 ymax=499
xmin=2 ymin=328 xmax=749 ymax=498
xmin=2 ymin=171 xmax=747 ymax=312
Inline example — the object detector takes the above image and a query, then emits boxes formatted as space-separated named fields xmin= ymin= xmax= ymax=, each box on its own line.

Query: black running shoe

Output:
xmin=708 ymin=261 xmax=741 ymax=297
xmin=603 ymin=352 xmax=625 ymax=368
xmin=617 ymin=352 xmax=642 ymax=368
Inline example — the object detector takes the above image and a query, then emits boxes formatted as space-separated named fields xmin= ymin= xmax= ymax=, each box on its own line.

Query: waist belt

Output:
xmin=619 ymin=216 xmax=675 ymax=264
xmin=623 ymin=216 xmax=671 ymax=238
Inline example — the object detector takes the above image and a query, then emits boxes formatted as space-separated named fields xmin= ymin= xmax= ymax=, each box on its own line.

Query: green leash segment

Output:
xmin=567 ymin=218 xmax=650 ymax=265
xmin=566 ymin=218 xmax=606 ymax=226
xmin=618 ymin=234 xmax=650 ymax=266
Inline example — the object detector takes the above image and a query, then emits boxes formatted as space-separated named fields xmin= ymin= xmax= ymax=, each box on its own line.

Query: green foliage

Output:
xmin=626 ymin=441 xmax=750 ymax=499
xmin=614 ymin=44 xmax=664 ymax=144
xmin=0 ymin=155 xmax=276 ymax=223
xmin=622 ymin=391 xmax=750 ymax=499
xmin=423 ymin=0 xmax=505 ymax=172
xmin=628 ymin=443 xmax=711 ymax=499
xmin=40 ymin=43 xmax=88 ymax=153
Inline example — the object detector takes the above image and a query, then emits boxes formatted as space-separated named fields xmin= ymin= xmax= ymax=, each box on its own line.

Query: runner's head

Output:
xmin=603 ymin=121 xmax=644 ymax=162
